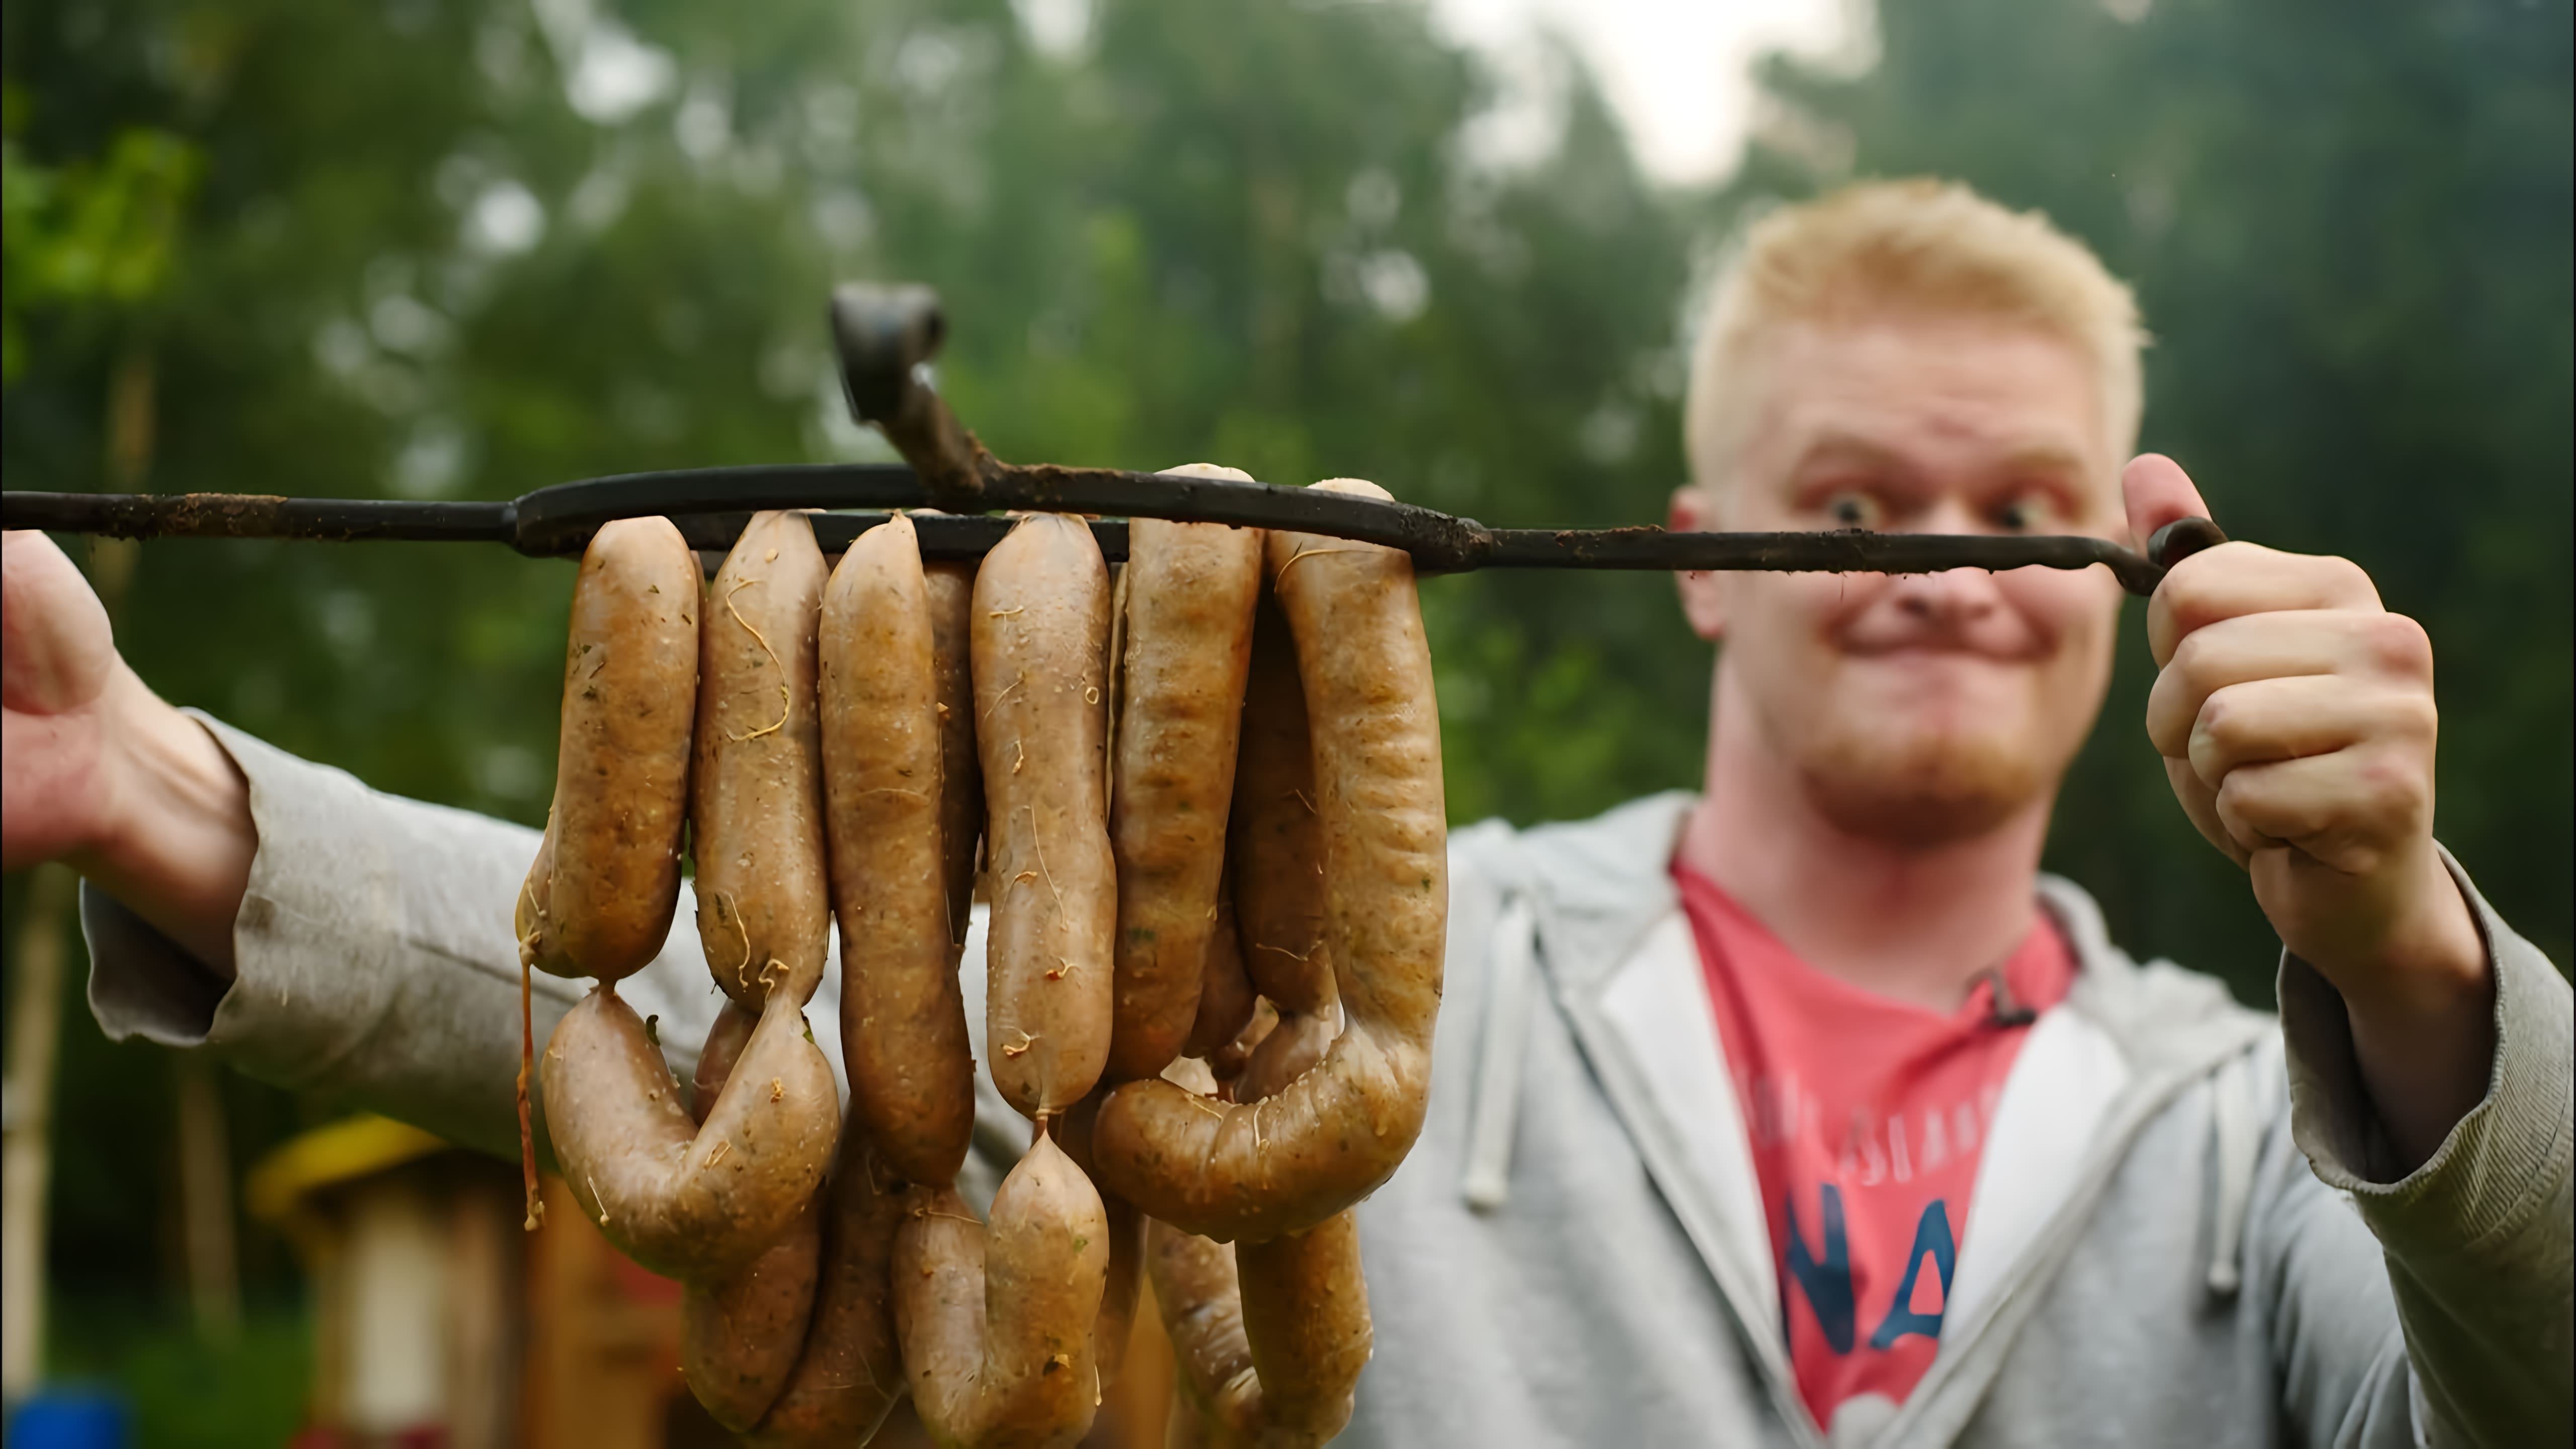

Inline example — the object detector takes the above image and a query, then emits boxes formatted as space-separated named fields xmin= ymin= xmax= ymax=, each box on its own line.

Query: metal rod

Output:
xmin=0 ymin=484 xmax=2185 ymax=593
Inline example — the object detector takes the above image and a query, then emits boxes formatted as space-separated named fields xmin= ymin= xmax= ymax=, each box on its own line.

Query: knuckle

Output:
xmin=2167 ymin=628 xmax=2217 ymax=691
xmin=2358 ymin=611 xmax=2432 ymax=676
xmin=2354 ymin=750 xmax=2428 ymax=827
xmin=2195 ymin=690 xmax=2252 ymax=753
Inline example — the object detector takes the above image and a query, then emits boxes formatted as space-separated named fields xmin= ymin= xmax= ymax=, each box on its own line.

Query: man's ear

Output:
xmin=1669 ymin=484 xmax=1729 ymax=642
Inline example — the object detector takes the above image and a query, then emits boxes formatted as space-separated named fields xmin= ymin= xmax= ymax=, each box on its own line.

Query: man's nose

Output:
xmin=1889 ymin=566 xmax=2003 ymax=623
xmin=1886 ymin=499 xmax=2003 ymax=621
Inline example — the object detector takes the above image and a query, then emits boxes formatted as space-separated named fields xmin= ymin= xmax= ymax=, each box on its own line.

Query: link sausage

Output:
xmin=972 ymin=513 xmax=1115 ymax=1120
xmin=1093 ymin=480 xmax=1446 ymax=1244
xmin=823 ymin=515 xmax=974 ymax=1184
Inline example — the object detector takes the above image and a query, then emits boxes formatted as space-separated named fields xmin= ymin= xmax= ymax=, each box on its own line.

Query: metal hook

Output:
xmin=828 ymin=282 xmax=992 ymax=511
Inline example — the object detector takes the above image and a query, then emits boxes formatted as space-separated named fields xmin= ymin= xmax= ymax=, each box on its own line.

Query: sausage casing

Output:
xmin=972 ymin=513 xmax=1116 ymax=1119
xmin=894 ymin=1133 xmax=1110 ymax=1447
xmin=1094 ymin=479 xmax=1446 ymax=1244
xmin=542 ymin=986 xmax=837 ymax=1281
xmin=822 ymin=515 xmax=974 ymax=1184
xmin=694 ymin=509 xmax=831 ymax=1010
xmin=1108 ymin=480 xmax=1263 ymax=1080
xmin=1229 ymin=592 xmax=1334 ymax=1016
xmin=517 ymin=517 xmax=698 ymax=982
xmin=925 ymin=559 xmax=984 ymax=947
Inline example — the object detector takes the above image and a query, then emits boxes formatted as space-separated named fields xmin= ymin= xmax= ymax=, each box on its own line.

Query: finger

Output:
xmin=2121 ymin=453 xmax=2213 ymax=551
xmin=1159 ymin=462 xmax=1255 ymax=483
xmin=2163 ymin=755 xmax=2250 ymax=869
xmin=2212 ymin=747 xmax=2430 ymax=876
xmin=2 ymin=530 xmax=118 ymax=714
xmin=2144 ymin=609 xmax=2434 ymax=756
xmin=2183 ymin=674 xmax=2436 ymax=788
xmin=2146 ymin=543 xmax=2386 ymax=667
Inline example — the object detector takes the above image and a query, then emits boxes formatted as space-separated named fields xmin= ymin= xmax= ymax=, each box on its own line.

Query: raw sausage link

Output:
xmin=1109 ymin=475 xmax=1263 ymax=1080
xmin=680 ymin=1005 xmax=821 ymax=1431
xmin=823 ymin=516 xmax=975 ymax=1184
xmin=926 ymin=559 xmax=984 ymax=948
xmin=542 ymin=986 xmax=838 ymax=1281
xmin=972 ymin=513 xmax=1116 ymax=1119
xmin=1094 ymin=479 xmax=1447 ymax=1243
xmin=1149 ymin=1047 xmax=1371 ymax=1449
xmin=517 ymin=517 xmax=698 ymax=982
xmin=1182 ymin=887 xmax=1259 ymax=1064
xmin=1055 ymin=1090 xmax=1148 ymax=1397
xmin=743 ymin=1119 xmax=911 ymax=1446
xmin=894 ymin=1133 xmax=1110 ymax=1448
xmin=1227 ymin=593 xmax=1333 ymax=1017
xmin=695 ymin=510 xmax=832 ymax=1010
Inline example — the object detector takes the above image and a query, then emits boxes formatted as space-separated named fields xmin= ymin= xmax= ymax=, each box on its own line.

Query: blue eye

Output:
xmin=1827 ymin=494 xmax=1881 ymax=529
xmin=1994 ymin=497 xmax=2051 ymax=532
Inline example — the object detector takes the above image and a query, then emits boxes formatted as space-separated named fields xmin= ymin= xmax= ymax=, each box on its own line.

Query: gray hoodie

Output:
xmin=84 ymin=720 xmax=2573 ymax=1447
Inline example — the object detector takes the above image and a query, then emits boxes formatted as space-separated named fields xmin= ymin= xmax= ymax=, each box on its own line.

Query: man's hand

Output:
xmin=3 ymin=529 xmax=254 ymax=974
xmin=4 ymin=530 xmax=122 ymax=868
xmin=2123 ymin=456 xmax=2491 ymax=1174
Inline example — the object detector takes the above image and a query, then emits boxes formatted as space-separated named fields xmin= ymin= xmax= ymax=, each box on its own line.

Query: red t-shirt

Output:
xmin=1672 ymin=861 xmax=2075 ymax=1434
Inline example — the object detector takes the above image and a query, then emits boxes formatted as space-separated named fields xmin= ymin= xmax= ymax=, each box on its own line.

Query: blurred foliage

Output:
xmin=1 ymin=0 xmax=2566 ymax=1422
xmin=1 ymin=85 xmax=199 ymax=380
xmin=45 ymin=1303 xmax=310 ymax=1449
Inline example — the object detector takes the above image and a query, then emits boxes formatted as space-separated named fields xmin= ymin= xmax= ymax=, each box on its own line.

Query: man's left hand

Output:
xmin=2124 ymin=453 xmax=2491 ymax=1174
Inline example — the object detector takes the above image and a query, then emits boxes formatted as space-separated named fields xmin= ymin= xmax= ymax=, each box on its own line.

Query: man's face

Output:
xmin=1671 ymin=314 xmax=2128 ymax=844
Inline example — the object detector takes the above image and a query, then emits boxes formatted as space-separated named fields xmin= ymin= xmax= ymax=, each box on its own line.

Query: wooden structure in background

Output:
xmin=249 ymin=1116 xmax=1181 ymax=1447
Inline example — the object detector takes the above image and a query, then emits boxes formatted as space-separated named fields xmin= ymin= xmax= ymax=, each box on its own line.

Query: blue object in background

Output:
xmin=5 ymin=1391 xmax=132 ymax=1449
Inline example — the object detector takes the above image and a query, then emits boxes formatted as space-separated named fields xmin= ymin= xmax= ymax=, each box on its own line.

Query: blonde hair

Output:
xmin=1685 ymin=179 xmax=2145 ymax=504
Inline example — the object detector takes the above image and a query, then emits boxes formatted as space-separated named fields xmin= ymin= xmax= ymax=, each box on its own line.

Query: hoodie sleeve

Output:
xmin=80 ymin=713 xmax=765 ymax=1162
xmin=2275 ymin=849 xmax=2573 ymax=1446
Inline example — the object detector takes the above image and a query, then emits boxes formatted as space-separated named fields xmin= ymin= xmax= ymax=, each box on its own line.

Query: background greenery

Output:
xmin=5 ymin=0 xmax=2567 ymax=1436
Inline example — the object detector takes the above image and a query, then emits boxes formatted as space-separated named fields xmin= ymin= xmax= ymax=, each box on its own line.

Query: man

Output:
xmin=4 ymin=179 xmax=2567 ymax=1446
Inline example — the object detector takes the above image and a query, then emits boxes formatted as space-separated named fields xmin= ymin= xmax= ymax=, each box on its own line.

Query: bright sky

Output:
xmin=1430 ymin=0 xmax=1862 ymax=186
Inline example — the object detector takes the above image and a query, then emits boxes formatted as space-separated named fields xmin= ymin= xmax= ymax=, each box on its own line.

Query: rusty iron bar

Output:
xmin=0 ymin=481 xmax=2217 ymax=594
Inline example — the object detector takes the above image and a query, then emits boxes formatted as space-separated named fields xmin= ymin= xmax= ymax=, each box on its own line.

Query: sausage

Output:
xmin=1093 ymin=479 xmax=1446 ymax=1244
xmin=1228 ymin=594 xmax=1333 ymax=1017
xmin=516 ymin=516 xmax=698 ymax=983
xmin=512 ymin=515 xmax=701 ymax=1222
xmin=1182 ymin=887 xmax=1259 ymax=1064
xmin=1108 ymin=483 xmax=1262 ymax=1080
xmin=695 ymin=510 xmax=832 ymax=1010
xmin=972 ymin=513 xmax=1116 ymax=1119
xmin=926 ymin=559 xmax=984 ymax=947
xmin=822 ymin=515 xmax=975 ymax=1184
xmin=743 ymin=1121 xmax=911 ymax=1447
xmin=894 ymin=1133 xmax=1111 ymax=1448
xmin=683 ymin=1008 xmax=824 ymax=1431
xmin=541 ymin=985 xmax=838 ymax=1280
xmin=1234 ymin=997 xmax=1340 ymax=1107
xmin=1148 ymin=1049 xmax=1371 ymax=1449
xmin=1055 ymin=1090 xmax=1147 ymax=1396
xmin=1208 ymin=997 xmax=1278 ymax=1090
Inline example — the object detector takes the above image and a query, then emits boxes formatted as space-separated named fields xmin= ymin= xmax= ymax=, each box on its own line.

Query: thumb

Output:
xmin=2121 ymin=453 xmax=2214 ymax=550
xmin=2 ymin=530 xmax=118 ymax=715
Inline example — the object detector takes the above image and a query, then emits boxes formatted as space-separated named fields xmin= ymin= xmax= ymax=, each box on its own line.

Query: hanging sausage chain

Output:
xmin=512 ymin=459 xmax=1433 ymax=1443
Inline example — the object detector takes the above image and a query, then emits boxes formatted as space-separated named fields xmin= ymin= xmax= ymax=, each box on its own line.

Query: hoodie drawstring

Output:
xmin=2206 ymin=1049 xmax=2260 ymax=1298
xmin=1461 ymin=893 xmax=1539 ymax=1213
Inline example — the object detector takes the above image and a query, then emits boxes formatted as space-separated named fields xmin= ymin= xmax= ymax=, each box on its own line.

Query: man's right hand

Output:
xmin=3 ymin=529 xmax=255 ymax=974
